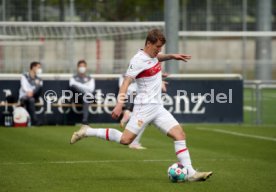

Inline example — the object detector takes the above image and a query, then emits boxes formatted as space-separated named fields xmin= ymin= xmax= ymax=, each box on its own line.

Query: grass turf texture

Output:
xmin=0 ymin=124 xmax=275 ymax=192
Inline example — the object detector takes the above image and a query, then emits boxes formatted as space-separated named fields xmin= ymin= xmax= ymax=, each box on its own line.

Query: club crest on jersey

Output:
xmin=137 ymin=120 xmax=144 ymax=127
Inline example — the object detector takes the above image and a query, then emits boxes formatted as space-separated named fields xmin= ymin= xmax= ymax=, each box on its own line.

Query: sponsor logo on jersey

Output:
xmin=136 ymin=62 xmax=161 ymax=79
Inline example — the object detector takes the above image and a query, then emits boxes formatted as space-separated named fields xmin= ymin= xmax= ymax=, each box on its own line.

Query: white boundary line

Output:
xmin=0 ymin=158 xmax=254 ymax=166
xmin=0 ymin=159 xmax=175 ymax=166
xmin=196 ymin=127 xmax=276 ymax=142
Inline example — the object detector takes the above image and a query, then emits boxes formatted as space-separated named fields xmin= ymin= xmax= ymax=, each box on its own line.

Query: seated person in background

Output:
xmin=19 ymin=61 xmax=43 ymax=126
xmin=69 ymin=60 xmax=95 ymax=125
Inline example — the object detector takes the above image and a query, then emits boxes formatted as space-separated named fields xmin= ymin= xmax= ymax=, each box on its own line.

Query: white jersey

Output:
xmin=125 ymin=49 xmax=162 ymax=104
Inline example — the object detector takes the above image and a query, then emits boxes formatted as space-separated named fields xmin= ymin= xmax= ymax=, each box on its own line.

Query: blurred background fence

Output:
xmin=0 ymin=0 xmax=275 ymax=80
xmin=0 ymin=23 xmax=275 ymax=80
xmin=0 ymin=22 xmax=164 ymax=74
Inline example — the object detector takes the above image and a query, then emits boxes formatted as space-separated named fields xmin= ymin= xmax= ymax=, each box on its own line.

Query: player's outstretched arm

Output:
xmin=157 ymin=54 xmax=191 ymax=62
xmin=111 ymin=76 xmax=132 ymax=119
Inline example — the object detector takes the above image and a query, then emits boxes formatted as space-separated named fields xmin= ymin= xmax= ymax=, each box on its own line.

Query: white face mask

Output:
xmin=36 ymin=68 xmax=42 ymax=76
xmin=78 ymin=67 xmax=86 ymax=74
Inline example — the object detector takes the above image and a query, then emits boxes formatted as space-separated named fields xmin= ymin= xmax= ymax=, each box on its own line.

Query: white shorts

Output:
xmin=126 ymin=104 xmax=179 ymax=135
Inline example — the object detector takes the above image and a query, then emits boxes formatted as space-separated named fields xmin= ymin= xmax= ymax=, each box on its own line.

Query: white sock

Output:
xmin=174 ymin=140 xmax=196 ymax=176
xmin=86 ymin=128 xmax=122 ymax=143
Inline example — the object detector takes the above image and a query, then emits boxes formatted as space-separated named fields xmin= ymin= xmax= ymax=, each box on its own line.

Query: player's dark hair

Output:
xmin=30 ymin=61 xmax=41 ymax=69
xmin=77 ymin=59 xmax=87 ymax=67
xmin=145 ymin=29 xmax=166 ymax=45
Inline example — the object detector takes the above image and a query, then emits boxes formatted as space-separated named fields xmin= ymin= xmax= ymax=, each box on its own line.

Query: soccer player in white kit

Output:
xmin=118 ymin=74 xmax=147 ymax=150
xmin=70 ymin=29 xmax=212 ymax=181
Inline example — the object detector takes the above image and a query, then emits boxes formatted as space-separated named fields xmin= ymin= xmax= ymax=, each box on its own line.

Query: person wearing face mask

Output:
xmin=69 ymin=60 xmax=95 ymax=125
xmin=19 ymin=61 xmax=43 ymax=126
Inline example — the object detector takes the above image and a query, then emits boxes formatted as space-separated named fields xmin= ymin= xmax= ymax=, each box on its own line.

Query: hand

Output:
xmin=111 ymin=103 xmax=123 ymax=119
xmin=162 ymin=81 xmax=168 ymax=92
xmin=172 ymin=54 xmax=191 ymax=62
xmin=162 ymin=72 xmax=169 ymax=78
xmin=27 ymin=91 xmax=33 ymax=97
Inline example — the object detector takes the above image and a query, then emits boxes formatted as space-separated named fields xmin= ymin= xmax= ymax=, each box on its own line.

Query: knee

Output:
xmin=167 ymin=125 xmax=186 ymax=141
xmin=120 ymin=136 xmax=132 ymax=145
xmin=174 ymin=131 xmax=185 ymax=141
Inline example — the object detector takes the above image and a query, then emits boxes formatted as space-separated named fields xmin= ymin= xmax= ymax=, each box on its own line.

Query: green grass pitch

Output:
xmin=0 ymin=124 xmax=275 ymax=192
xmin=244 ymin=88 xmax=276 ymax=124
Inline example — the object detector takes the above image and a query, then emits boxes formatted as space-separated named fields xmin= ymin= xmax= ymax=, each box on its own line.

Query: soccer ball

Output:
xmin=167 ymin=162 xmax=188 ymax=183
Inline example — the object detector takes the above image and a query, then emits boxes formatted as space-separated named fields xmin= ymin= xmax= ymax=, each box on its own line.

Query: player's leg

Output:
xmin=153 ymin=111 xmax=196 ymax=175
xmin=70 ymin=124 xmax=137 ymax=145
xmin=70 ymin=105 xmax=149 ymax=145
xmin=70 ymin=104 xmax=150 ymax=147
xmin=122 ymin=110 xmax=150 ymax=146
xmin=120 ymin=129 xmax=137 ymax=145
xmin=153 ymin=106 xmax=212 ymax=181
xmin=121 ymin=103 xmax=149 ymax=149
xmin=119 ymin=111 xmax=146 ymax=148
xmin=129 ymin=126 xmax=146 ymax=149
xmin=166 ymin=125 xmax=196 ymax=175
